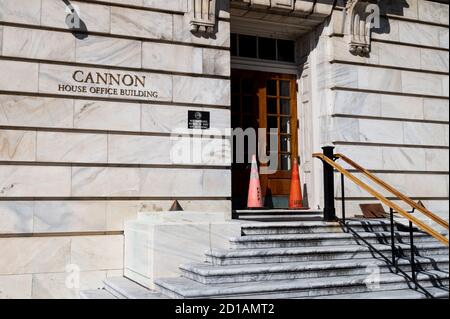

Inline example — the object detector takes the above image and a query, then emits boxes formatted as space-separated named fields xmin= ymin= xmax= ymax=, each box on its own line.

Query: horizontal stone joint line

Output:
xmin=0 ymin=22 xmax=231 ymax=52
xmin=0 ymin=125 xmax=230 ymax=139
xmin=371 ymin=39 xmax=450 ymax=52
xmin=331 ymin=114 xmax=450 ymax=125
xmin=332 ymin=141 xmax=449 ymax=150
xmin=0 ymin=231 xmax=124 ymax=239
xmin=335 ymin=196 xmax=449 ymax=201
xmin=331 ymin=87 xmax=449 ymax=100
xmin=0 ymin=196 xmax=232 ymax=201
xmin=0 ymin=56 xmax=231 ymax=81
xmin=0 ymin=91 xmax=231 ymax=110
xmin=339 ymin=169 xmax=449 ymax=175
xmin=331 ymin=7 xmax=450 ymax=28
xmin=330 ymin=60 xmax=449 ymax=76
xmin=74 ymin=0 xmax=187 ymax=15
xmin=328 ymin=33 xmax=449 ymax=52
xmin=0 ymin=161 xmax=231 ymax=170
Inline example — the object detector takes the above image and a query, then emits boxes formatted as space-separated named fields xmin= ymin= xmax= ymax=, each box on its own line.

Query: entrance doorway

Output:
xmin=231 ymin=69 xmax=299 ymax=209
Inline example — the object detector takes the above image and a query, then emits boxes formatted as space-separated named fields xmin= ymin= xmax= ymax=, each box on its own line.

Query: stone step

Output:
xmin=234 ymin=210 xmax=324 ymax=222
xmin=180 ymin=256 xmax=449 ymax=284
xmin=103 ymin=277 xmax=167 ymax=299
xmin=206 ymin=242 xmax=448 ymax=265
xmin=306 ymin=286 xmax=449 ymax=299
xmin=230 ymin=231 xmax=436 ymax=249
xmin=80 ymin=289 xmax=117 ymax=299
xmin=154 ymin=270 xmax=449 ymax=299
xmin=237 ymin=215 xmax=324 ymax=222
xmin=241 ymin=220 xmax=410 ymax=235
xmin=235 ymin=209 xmax=323 ymax=215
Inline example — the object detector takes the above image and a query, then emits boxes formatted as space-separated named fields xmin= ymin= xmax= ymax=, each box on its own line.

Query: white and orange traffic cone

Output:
xmin=247 ymin=155 xmax=263 ymax=209
xmin=289 ymin=158 xmax=303 ymax=209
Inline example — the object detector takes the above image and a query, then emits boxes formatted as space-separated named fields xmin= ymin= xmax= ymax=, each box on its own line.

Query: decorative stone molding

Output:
xmin=189 ymin=0 xmax=217 ymax=35
xmin=344 ymin=0 xmax=379 ymax=56
xmin=234 ymin=0 xmax=333 ymax=17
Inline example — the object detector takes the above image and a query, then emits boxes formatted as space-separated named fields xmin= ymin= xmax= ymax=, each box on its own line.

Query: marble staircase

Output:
xmin=154 ymin=219 xmax=449 ymax=298
xmin=81 ymin=219 xmax=449 ymax=299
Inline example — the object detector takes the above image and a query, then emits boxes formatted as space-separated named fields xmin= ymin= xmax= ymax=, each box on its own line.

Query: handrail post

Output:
xmin=390 ymin=208 xmax=397 ymax=271
xmin=322 ymin=146 xmax=336 ymax=221
xmin=409 ymin=220 xmax=417 ymax=289
xmin=341 ymin=173 xmax=346 ymax=226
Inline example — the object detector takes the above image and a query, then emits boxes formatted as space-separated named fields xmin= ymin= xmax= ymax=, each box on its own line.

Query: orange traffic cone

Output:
xmin=247 ymin=155 xmax=263 ymax=209
xmin=289 ymin=158 xmax=303 ymax=209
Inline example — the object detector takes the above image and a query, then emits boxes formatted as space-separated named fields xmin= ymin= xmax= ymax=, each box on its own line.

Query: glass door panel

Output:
xmin=264 ymin=77 xmax=297 ymax=172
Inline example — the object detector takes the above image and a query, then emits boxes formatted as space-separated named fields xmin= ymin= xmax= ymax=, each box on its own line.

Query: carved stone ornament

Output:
xmin=344 ymin=0 xmax=379 ymax=56
xmin=189 ymin=0 xmax=217 ymax=36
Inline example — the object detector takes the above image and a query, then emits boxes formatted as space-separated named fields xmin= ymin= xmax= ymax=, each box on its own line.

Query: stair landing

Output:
xmin=81 ymin=277 xmax=167 ymax=299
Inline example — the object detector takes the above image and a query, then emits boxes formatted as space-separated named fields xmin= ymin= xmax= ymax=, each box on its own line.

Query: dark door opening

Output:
xmin=231 ymin=69 xmax=299 ymax=210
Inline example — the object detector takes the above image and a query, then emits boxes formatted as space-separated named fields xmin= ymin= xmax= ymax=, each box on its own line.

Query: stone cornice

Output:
xmin=231 ymin=0 xmax=335 ymax=17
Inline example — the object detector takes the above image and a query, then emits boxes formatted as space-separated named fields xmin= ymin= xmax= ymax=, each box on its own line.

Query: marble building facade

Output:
xmin=0 ymin=0 xmax=448 ymax=298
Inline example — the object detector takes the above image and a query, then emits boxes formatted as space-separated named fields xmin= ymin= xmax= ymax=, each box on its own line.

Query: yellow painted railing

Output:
xmin=312 ymin=153 xmax=449 ymax=246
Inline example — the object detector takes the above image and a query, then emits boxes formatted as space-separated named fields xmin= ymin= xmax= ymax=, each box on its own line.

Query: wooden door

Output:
xmin=231 ymin=70 xmax=298 ymax=209
xmin=259 ymin=73 xmax=298 ymax=207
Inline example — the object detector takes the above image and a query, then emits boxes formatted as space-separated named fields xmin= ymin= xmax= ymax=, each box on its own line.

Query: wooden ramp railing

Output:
xmin=313 ymin=152 xmax=449 ymax=246
xmin=335 ymin=153 xmax=449 ymax=230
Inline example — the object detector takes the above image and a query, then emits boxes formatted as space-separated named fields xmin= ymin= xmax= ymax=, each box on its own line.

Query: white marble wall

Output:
xmin=0 ymin=200 xmax=232 ymax=234
xmin=0 ymin=0 xmax=232 ymax=299
xmin=0 ymin=0 xmax=229 ymax=46
xmin=329 ymin=118 xmax=448 ymax=146
xmin=0 ymin=95 xmax=230 ymax=133
xmin=336 ymin=145 xmax=449 ymax=172
xmin=376 ymin=0 xmax=447 ymax=25
xmin=0 ymin=235 xmax=123 ymax=298
xmin=92 ymin=0 xmax=188 ymax=13
xmin=0 ymin=164 xmax=231 ymax=200
xmin=330 ymin=1 xmax=449 ymax=48
xmin=333 ymin=91 xmax=449 ymax=122
xmin=0 ymin=60 xmax=231 ymax=103
xmin=330 ymin=37 xmax=449 ymax=73
xmin=0 ymin=129 xmax=230 ymax=165
xmin=334 ymin=173 xmax=449 ymax=199
xmin=0 ymin=96 xmax=74 ymax=128
xmin=326 ymin=63 xmax=448 ymax=97
xmin=1 ymin=26 xmax=230 ymax=76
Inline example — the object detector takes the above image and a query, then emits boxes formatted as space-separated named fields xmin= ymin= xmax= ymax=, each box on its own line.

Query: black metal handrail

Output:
xmin=339 ymin=168 xmax=419 ymax=289
xmin=340 ymin=218 xmax=433 ymax=298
